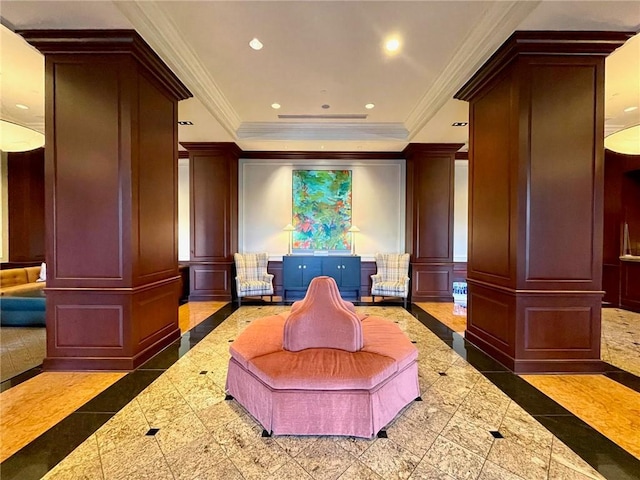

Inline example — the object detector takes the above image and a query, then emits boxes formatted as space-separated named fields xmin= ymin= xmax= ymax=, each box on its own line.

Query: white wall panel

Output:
xmin=239 ymin=158 xmax=405 ymax=261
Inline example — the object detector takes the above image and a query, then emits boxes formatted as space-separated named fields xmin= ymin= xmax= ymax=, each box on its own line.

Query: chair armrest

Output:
xmin=371 ymin=274 xmax=382 ymax=282
xmin=262 ymin=273 xmax=274 ymax=282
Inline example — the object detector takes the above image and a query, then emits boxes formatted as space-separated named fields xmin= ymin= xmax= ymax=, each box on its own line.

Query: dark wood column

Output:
xmin=7 ymin=147 xmax=45 ymax=262
xmin=181 ymin=142 xmax=240 ymax=301
xmin=22 ymin=30 xmax=192 ymax=370
xmin=455 ymin=31 xmax=633 ymax=373
xmin=603 ymin=149 xmax=640 ymax=311
xmin=404 ymin=143 xmax=463 ymax=301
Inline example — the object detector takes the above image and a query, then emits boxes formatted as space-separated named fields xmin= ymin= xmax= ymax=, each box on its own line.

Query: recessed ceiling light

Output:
xmin=452 ymin=122 xmax=468 ymax=127
xmin=15 ymin=104 xmax=29 ymax=110
xmin=178 ymin=121 xmax=193 ymax=125
xmin=365 ymin=103 xmax=375 ymax=110
xmin=249 ymin=38 xmax=263 ymax=50
xmin=322 ymin=104 xmax=330 ymax=109
xmin=624 ymin=106 xmax=638 ymax=112
xmin=385 ymin=37 xmax=401 ymax=53
xmin=271 ymin=103 xmax=281 ymax=110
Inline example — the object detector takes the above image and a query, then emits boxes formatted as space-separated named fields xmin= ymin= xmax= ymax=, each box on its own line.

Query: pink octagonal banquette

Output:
xmin=225 ymin=276 xmax=420 ymax=438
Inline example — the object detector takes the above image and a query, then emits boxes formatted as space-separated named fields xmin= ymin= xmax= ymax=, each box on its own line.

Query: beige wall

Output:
xmin=178 ymin=159 xmax=190 ymax=261
xmin=239 ymin=158 xmax=406 ymax=261
xmin=454 ymin=160 xmax=469 ymax=262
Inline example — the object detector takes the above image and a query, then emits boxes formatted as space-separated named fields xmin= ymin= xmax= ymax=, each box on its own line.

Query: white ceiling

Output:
xmin=1 ymin=1 xmax=639 ymax=152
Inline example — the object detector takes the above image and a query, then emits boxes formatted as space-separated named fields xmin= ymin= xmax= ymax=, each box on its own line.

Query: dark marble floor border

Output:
xmin=409 ymin=304 xmax=640 ymax=480
xmin=0 ymin=303 xmax=238 ymax=480
xmin=0 ymin=365 xmax=43 ymax=393
xmin=2 ymin=302 xmax=639 ymax=480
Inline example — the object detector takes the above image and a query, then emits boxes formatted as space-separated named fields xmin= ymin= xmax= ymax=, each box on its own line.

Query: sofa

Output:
xmin=0 ymin=266 xmax=45 ymax=296
xmin=226 ymin=276 xmax=419 ymax=438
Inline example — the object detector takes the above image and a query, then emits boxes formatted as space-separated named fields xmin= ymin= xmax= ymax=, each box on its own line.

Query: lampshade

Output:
xmin=605 ymin=124 xmax=640 ymax=155
xmin=348 ymin=225 xmax=360 ymax=233
xmin=0 ymin=120 xmax=45 ymax=152
xmin=283 ymin=223 xmax=295 ymax=232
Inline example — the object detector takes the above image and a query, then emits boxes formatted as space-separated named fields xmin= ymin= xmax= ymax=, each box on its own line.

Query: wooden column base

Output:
xmin=466 ymin=280 xmax=605 ymax=374
xmin=44 ymin=278 xmax=180 ymax=371
xmin=189 ymin=262 xmax=233 ymax=301
xmin=411 ymin=263 xmax=453 ymax=302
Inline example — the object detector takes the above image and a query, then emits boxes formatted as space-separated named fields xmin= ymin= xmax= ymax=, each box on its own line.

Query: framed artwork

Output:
xmin=292 ymin=170 xmax=352 ymax=253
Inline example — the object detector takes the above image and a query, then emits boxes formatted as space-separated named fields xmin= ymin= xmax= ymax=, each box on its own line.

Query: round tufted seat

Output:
xmin=226 ymin=276 xmax=419 ymax=438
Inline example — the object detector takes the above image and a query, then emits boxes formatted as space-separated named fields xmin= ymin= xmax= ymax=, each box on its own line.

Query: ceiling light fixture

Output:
xmin=365 ymin=103 xmax=375 ymax=110
xmin=15 ymin=104 xmax=29 ymax=110
xmin=385 ymin=37 xmax=401 ymax=53
xmin=605 ymin=124 xmax=640 ymax=155
xmin=624 ymin=106 xmax=638 ymax=112
xmin=0 ymin=120 xmax=45 ymax=152
xmin=271 ymin=103 xmax=281 ymax=110
xmin=452 ymin=122 xmax=468 ymax=127
xmin=249 ymin=38 xmax=263 ymax=50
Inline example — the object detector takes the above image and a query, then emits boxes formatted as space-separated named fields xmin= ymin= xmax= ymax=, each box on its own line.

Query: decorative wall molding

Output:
xmin=115 ymin=1 xmax=241 ymax=138
xmin=117 ymin=1 xmax=540 ymax=147
xmin=237 ymin=122 xmax=408 ymax=142
xmin=404 ymin=1 xmax=540 ymax=139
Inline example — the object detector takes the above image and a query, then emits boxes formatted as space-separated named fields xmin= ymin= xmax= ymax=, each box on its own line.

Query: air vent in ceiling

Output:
xmin=278 ymin=114 xmax=368 ymax=120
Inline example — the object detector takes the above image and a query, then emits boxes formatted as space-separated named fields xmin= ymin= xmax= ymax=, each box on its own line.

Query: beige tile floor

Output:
xmin=0 ymin=304 xmax=640 ymax=480
xmin=39 ymin=305 xmax=619 ymax=480
xmin=416 ymin=302 xmax=468 ymax=333
xmin=522 ymin=374 xmax=640 ymax=459
xmin=0 ymin=301 xmax=226 ymax=463
xmin=601 ymin=308 xmax=640 ymax=378
xmin=0 ymin=371 xmax=126 ymax=462
xmin=0 ymin=326 xmax=46 ymax=382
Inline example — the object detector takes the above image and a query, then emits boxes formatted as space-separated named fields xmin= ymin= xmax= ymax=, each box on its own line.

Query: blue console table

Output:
xmin=283 ymin=255 xmax=361 ymax=300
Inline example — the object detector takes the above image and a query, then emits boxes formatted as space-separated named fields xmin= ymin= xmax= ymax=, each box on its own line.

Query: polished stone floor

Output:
xmin=2 ymin=303 xmax=638 ymax=480
xmin=0 ymin=326 xmax=45 ymax=382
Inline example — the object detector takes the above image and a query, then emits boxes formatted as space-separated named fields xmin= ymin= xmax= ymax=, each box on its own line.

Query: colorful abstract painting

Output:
xmin=292 ymin=170 xmax=352 ymax=253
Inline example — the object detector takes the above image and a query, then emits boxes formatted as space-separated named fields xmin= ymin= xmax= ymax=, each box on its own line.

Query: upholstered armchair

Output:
xmin=370 ymin=253 xmax=410 ymax=308
xmin=234 ymin=253 xmax=274 ymax=305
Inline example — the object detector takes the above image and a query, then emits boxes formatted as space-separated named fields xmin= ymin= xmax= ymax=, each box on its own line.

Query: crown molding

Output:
xmin=115 ymin=1 xmax=241 ymax=138
xmin=237 ymin=122 xmax=408 ymax=141
xmin=20 ymin=29 xmax=192 ymax=101
xmin=455 ymin=30 xmax=634 ymax=101
xmin=241 ymin=150 xmax=405 ymax=160
xmin=404 ymin=1 xmax=540 ymax=139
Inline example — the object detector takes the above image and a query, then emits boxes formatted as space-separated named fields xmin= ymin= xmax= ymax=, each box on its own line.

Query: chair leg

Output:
xmin=238 ymin=297 xmax=242 ymax=306
xmin=270 ymin=295 xmax=273 ymax=303
xmin=403 ymin=297 xmax=407 ymax=309
xmin=372 ymin=295 xmax=375 ymax=303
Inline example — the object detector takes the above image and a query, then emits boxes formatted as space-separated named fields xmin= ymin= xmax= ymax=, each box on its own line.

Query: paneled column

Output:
xmin=7 ymin=147 xmax=45 ymax=262
xmin=181 ymin=142 xmax=240 ymax=301
xmin=455 ymin=31 xmax=632 ymax=373
xmin=404 ymin=143 xmax=463 ymax=301
xmin=22 ymin=30 xmax=192 ymax=370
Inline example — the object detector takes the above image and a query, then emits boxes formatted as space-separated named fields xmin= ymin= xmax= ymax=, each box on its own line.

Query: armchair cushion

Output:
xmin=234 ymin=253 xmax=274 ymax=298
xmin=371 ymin=253 xmax=410 ymax=299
